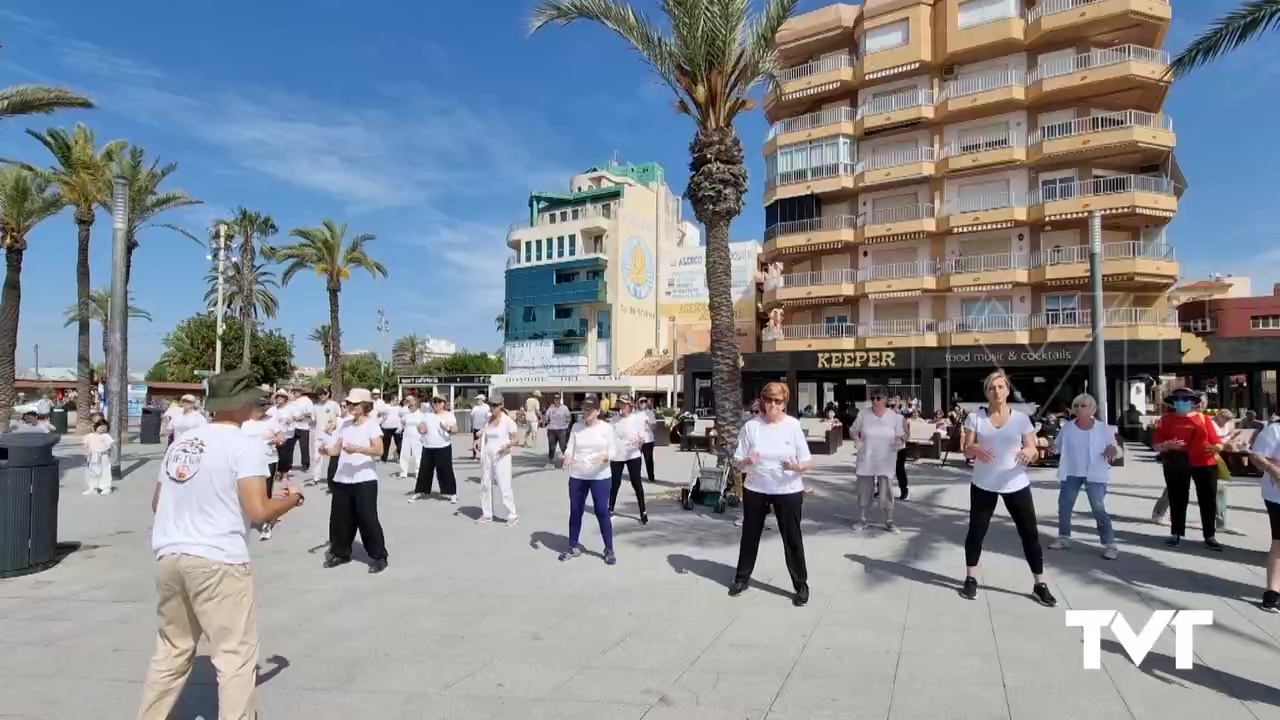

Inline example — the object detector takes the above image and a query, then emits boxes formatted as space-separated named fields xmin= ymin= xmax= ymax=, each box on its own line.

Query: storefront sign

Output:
xmin=817 ymin=351 xmax=897 ymax=369
xmin=941 ymin=348 xmax=1075 ymax=366
xmin=398 ymin=375 xmax=491 ymax=386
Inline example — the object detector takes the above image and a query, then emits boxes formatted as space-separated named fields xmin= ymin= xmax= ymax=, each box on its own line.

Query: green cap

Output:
xmin=203 ymin=367 xmax=267 ymax=413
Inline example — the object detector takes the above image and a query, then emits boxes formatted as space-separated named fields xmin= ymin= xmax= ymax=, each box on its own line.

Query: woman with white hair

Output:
xmin=1049 ymin=393 xmax=1120 ymax=559
xmin=168 ymin=394 xmax=207 ymax=443
xmin=477 ymin=397 xmax=519 ymax=525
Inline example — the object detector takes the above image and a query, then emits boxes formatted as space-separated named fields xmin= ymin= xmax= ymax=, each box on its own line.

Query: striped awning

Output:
xmin=868 ymin=289 xmax=922 ymax=299
xmin=863 ymin=231 xmax=928 ymax=244
xmin=1043 ymin=277 xmax=1087 ymax=287
xmin=782 ymin=81 xmax=839 ymax=102
xmin=956 ymin=283 xmax=1014 ymax=293
xmin=782 ymin=297 xmax=844 ymax=308
xmin=865 ymin=62 xmax=921 ymax=81
xmin=1043 ymin=207 xmax=1176 ymax=222
xmin=950 ymin=220 xmax=1016 ymax=234
xmin=774 ymin=240 xmax=847 ymax=256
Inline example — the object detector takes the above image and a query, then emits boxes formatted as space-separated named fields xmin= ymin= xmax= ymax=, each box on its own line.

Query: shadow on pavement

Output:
xmin=170 ymin=654 xmax=290 ymax=718
xmin=1100 ymin=639 xmax=1280 ymax=710
xmin=667 ymin=553 xmax=793 ymax=600
xmin=528 ymin=530 xmax=605 ymax=560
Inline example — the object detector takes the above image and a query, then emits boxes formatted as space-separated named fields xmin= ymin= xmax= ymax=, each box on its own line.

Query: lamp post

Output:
xmin=376 ymin=308 xmax=391 ymax=391
xmin=1088 ymin=210 xmax=1109 ymax=423
xmin=107 ymin=176 xmax=129 ymax=478
xmin=213 ymin=224 xmax=229 ymax=375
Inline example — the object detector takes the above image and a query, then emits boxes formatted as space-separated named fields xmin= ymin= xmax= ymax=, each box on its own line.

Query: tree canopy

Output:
xmin=146 ymin=313 xmax=294 ymax=387
xmin=409 ymin=351 xmax=503 ymax=376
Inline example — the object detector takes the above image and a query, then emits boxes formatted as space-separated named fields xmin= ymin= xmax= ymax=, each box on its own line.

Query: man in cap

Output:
xmin=138 ymin=367 xmax=305 ymax=719
xmin=289 ymin=387 xmax=315 ymax=476
xmin=544 ymin=392 xmax=572 ymax=467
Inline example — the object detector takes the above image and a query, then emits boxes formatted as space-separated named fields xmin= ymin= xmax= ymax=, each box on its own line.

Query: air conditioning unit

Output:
xmin=942 ymin=65 xmax=957 ymax=80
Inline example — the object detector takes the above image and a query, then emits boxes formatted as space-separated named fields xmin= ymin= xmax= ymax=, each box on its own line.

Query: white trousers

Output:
xmin=400 ymin=440 xmax=422 ymax=478
xmin=311 ymin=435 xmax=328 ymax=484
xmin=480 ymin=451 xmax=517 ymax=519
xmin=526 ymin=417 xmax=539 ymax=446
xmin=85 ymin=460 xmax=111 ymax=492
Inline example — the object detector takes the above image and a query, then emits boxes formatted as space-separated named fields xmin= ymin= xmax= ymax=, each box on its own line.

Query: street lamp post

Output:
xmin=1088 ymin=210 xmax=1109 ymax=423
xmin=376 ymin=308 xmax=390 ymax=391
xmin=107 ymin=176 xmax=130 ymax=478
xmin=213 ymin=224 xmax=229 ymax=375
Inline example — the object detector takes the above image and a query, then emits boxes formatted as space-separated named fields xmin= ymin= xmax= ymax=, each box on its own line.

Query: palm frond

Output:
xmin=530 ymin=0 xmax=683 ymax=95
xmin=0 ymin=165 xmax=65 ymax=247
xmin=62 ymin=288 xmax=149 ymax=326
xmin=1168 ymin=0 xmax=1280 ymax=79
xmin=0 ymin=85 xmax=93 ymax=120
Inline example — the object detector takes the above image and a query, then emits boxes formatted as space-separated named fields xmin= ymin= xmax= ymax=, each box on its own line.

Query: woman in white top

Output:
xmin=169 ymin=394 xmax=208 ymax=444
xmin=378 ymin=394 xmax=403 ymax=463
xmin=1049 ymin=393 xmax=1120 ymax=559
xmin=560 ymin=398 xmax=618 ymax=564
xmin=241 ymin=399 xmax=287 ymax=540
xmin=411 ymin=396 xmax=460 ymax=503
xmin=851 ymin=392 xmax=906 ymax=533
xmin=267 ymin=390 xmax=295 ymax=479
xmin=608 ymin=395 xmax=649 ymax=524
xmin=960 ymin=371 xmax=1055 ymax=606
xmin=730 ymin=382 xmax=813 ymax=607
xmin=477 ymin=398 xmax=519 ymax=525
xmin=1246 ymin=422 xmax=1280 ymax=613
xmin=323 ymin=388 xmax=389 ymax=574
xmin=398 ymin=395 xmax=426 ymax=480
xmin=637 ymin=397 xmax=659 ymax=483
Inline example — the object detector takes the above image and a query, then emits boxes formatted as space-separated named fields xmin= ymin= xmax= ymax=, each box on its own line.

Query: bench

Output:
xmin=904 ymin=420 xmax=941 ymax=460
xmin=799 ymin=418 xmax=841 ymax=455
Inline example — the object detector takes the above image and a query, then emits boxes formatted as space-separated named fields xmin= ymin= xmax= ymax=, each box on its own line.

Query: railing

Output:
xmin=946 ymin=314 xmax=1031 ymax=332
xmin=764 ymin=214 xmax=859 ymax=241
xmin=507 ymin=204 xmax=613 ymax=232
xmin=506 ymin=251 xmax=608 ymax=269
xmin=861 ymin=203 xmax=935 ymax=226
xmin=861 ymin=259 xmax=936 ymax=281
xmin=864 ymin=319 xmax=938 ymax=336
xmin=941 ymin=68 xmax=1026 ymax=99
xmin=1182 ymin=317 xmax=1216 ymax=333
xmin=766 ymin=161 xmax=856 ymax=188
xmin=775 ymin=322 xmax=858 ymax=340
xmin=1029 ymin=174 xmax=1174 ymax=204
xmin=858 ymin=146 xmax=936 ymax=172
xmin=1031 ymin=307 xmax=1178 ymax=329
xmin=1028 ymin=44 xmax=1169 ymax=83
xmin=944 ymin=192 xmax=1023 ymax=214
xmin=778 ymin=52 xmax=857 ymax=84
xmin=776 ymin=268 xmax=858 ymax=289
xmin=1029 ymin=110 xmax=1172 ymax=144
xmin=768 ymin=106 xmax=856 ymax=139
xmin=940 ymin=130 xmax=1022 ymax=158
xmin=945 ymin=252 xmax=1028 ymax=274
xmin=856 ymin=88 xmax=935 ymax=119
xmin=505 ymin=318 xmax=592 ymax=341
xmin=1027 ymin=0 xmax=1169 ymax=23
xmin=1032 ymin=241 xmax=1175 ymax=267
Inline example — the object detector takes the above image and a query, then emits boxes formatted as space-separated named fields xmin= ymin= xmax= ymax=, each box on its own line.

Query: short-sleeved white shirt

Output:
xmin=152 ymin=424 xmax=270 ymax=564
xmin=240 ymin=418 xmax=282 ymax=464
xmin=401 ymin=409 xmax=427 ymax=445
xmin=565 ymin=420 xmax=616 ymax=480
xmin=964 ymin=409 xmax=1035 ymax=494
xmin=1249 ymin=424 xmax=1280 ymax=505
xmin=734 ymin=415 xmax=812 ymax=495
xmin=420 ymin=410 xmax=457 ymax=449
xmin=163 ymin=405 xmax=183 ymax=427
xmin=480 ymin=415 xmax=519 ymax=456
xmin=470 ymin=405 xmax=492 ymax=433
xmin=169 ymin=410 xmax=208 ymax=442
xmin=333 ymin=418 xmax=383 ymax=484
xmin=611 ymin=413 xmax=648 ymax=462
xmin=290 ymin=396 xmax=315 ymax=431
xmin=852 ymin=409 xmax=905 ymax=478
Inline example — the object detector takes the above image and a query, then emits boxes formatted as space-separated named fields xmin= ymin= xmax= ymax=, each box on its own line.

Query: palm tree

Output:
xmin=216 ymin=208 xmax=278 ymax=368
xmin=494 ymin=313 xmax=506 ymax=334
xmin=62 ymin=287 xmax=151 ymax=363
xmin=393 ymin=333 xmax=423 ymax=369
xmin=0 ymin=43 xmax=94 ymax=120
xmin=203 ymin=258 xmax=280 ymax=334
xmin=1168 ymin=0 xmax=1280 ymax=79
xmin=26 ymin=123 xmax=125 ymax=431
xmin=0 ymin=167 xmax=64 ymax=426
xmin=309 ymin=324 xmax=332 ymax=373
xmin=271 ymin=220 xmax=388 ymax=400
xmin=530 ymin=0 xmax=797 ymax=454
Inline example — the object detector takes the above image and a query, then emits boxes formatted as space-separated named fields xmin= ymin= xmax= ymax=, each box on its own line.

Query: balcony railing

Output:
xmin=1029 ymin=110 xmax=1173 ymax=144
xmin=506 ymin=251 xmax=607 ymax=269
xmin=1027 ymin=44 xmax=1170 ymax=83
xmin=864 ymin=319 xmax=939 ymax=336
xmin=861 ymin=203 xmax=935 ymax=226
xmin=1032 ymin=240 xmax=1175 ymax=267
xmin=766 ymin=161 xmax=856 ymax=189
xmin=778 ymin=52 xmax=857 ymax=84
xmin=858 ymin=146 xmax=936 ymax=172
xmin=1027 ymin=0 xmax=1169 ymax=23
xmin=944 ymin=252 xmax=1028 ymax=274
xmin=777 ymin=269 xmax=859 ymax=289
xmin=508 ymin=204 xmax=614 ymax=232
xmin=856 ymin=88 xmax=935 ymax=119
xmin=940 ymin=130 xmax=1022 ymax=158
xmin=773 ymin=322 xmax=858 ymax=340
xmin=505 ymin=318 xmax=591 ymax=342
xmin=768 ymin=106 xmax=856 ymax=139
xmin=941 ymin=68 xmax=1026 ymax=100
xmin=1029 ymin=174 xmax=1174 ymax=204
xmin=861 ymin=259 xmax=937 ymax=281
xmin=947 ymin=314 xmax=1032 ymax=332
xmin=1030 ymin=307 xmax=1178 ymax=329
xmin=943 ymin=192 xmax=1024 ymax=214
xmin=764 ymin=214 xmax=859 ymax=241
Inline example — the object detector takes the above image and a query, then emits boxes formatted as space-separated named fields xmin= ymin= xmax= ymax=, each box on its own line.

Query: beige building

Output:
xmin=760 ymin=0 xmax=1182 ymax=359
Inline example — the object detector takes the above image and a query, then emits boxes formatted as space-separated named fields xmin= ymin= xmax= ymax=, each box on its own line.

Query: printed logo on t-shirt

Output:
xmin=164 ymin=438 xmax=207 ymax=483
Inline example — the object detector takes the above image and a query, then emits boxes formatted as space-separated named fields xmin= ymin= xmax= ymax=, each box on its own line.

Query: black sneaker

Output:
xmin=959 ymin=577 xmax=979 ymax=600
xmin=604 ymin=550 xmax=617 ymax=566
xmin=899 ymin=489 xmax=909 ymax=501
xmin=322 ymin=554 xmax=350 ymax=569
xmin=368 ymin=559 xmax=388 ymax=574
xmin=558 ymin=546 xmax=584 ymax=562
xmin=792 ymin=585 xmax=810 ymax=607
xmin=1032 ymin=582 xmax=1057 ymax=607
xmin=1165 ymin=536 xmax=1181 ymax=547
xmin=1204 ymin=537 xmax=1224 ymax=552
xmin=640 ymin=512 xmax=649 ymax=525
xmin=1261 ymin=591 xmax=1279 ymax=614
xmin=728 ymin=580 xmax=749 ymax=597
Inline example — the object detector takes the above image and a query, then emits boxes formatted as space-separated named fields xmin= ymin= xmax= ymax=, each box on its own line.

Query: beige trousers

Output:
xmin=856 ymin=475 xmax=895 ymax=523
xmin=137 ymin=553 xmax=261 ymax=720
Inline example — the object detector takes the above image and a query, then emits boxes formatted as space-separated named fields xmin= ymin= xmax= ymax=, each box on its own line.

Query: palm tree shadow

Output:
xmin=170 ymin=654 xmax=290 ymax=717
xmin=1099 ymin=639 xmax=1280 ymax=709
xmin=667 ymin=552 xmax=792 ymax=599
xmin=844 ymin=552 xmax=1029 ymax=599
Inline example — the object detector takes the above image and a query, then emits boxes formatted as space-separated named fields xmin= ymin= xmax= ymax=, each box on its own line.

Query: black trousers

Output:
xmin=1163 ymin=454 xmax=1218 ymax=539
xmin=609 ymin=457 xmax=646 ymax=514
xmin=326 ymin=455 xmax=338 ymax=494
xmin=547 ymin=428 xmax=569 ymax=462
xmin=416 ymin=446 xmax=458 ymax=495
xmin=895 ymin=448 xmax=908 ymax=494
xmin=965 ymin=484 xmax=1043 ymax=574
xmin=640 ymin=442 xmax=656 ymax=482
xmin=277 ymin=437 xmax=296 ymax=473
xmin=734 ymin=488 xmax=807 ymax=591
xmin=328 ymin=481 xmax=388 ymax=561
xmin=266 ymin=463 xmax=277 ymax=499
xmin=295 ymin=429 xmax=311 ymax=471
xmin=380 ymin=428 xmax=402 ymax=461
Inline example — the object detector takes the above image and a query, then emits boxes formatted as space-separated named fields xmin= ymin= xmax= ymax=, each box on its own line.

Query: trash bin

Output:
xmin=140 ymin=406 xmax=162 ymax=444
xmin=0 ymin=431 xmax=61 ymax=579
xmin=50 ymin=407 xmax=68 ymax=434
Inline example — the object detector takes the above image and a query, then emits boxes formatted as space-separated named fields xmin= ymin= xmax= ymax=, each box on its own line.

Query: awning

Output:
xmin=867 ymin=289 xmax=922 ymax=299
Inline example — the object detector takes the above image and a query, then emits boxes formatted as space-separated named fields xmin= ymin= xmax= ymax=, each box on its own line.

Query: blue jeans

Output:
xmin=1058 ymin=476 xmax=1114 ymax=546
xmin=568 ymin=477 xmax=614 ymax=552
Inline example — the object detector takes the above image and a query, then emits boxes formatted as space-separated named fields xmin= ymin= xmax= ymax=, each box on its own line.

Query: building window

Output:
xmin=1043 ymin=293 xmax=1080 ymax=325
xmin=553 ymin=340 xmax=578 ymax=355
xmin=524 ymin=241 xmax=532 ymax=263
xmin=568 ymin=234 xmax=577 ymax=256
xmin=1038 ymin=171 xmax=1077 ymax=202
xmin=1252 ymin=315 xmax=1280 ymax=330
xmin=522 ymin=306 xmax=537 ymax=322
xmin=554 ymin=307 xmax=574 ymax=320
xmin=571 ymin=208 xmax=580 ymax=220
xmin=555 ymin=270 xmax=580 ymax=284
xmin=960 ymin=297 xmax=1014 ymax=331
xmin=765 ymin=135 xmax=856 ymax=188
xmin=548 ymin=213 xmax=557 ymax=224
xmin=586 ymin=269 xmax=603 ymax=281
xmin=597 ymin=309 xmax=612 ymax=340
xmin=958 ymin=0 xmax=1016 ymax=29
xmin=557 ymin=236 xmax=565 ymax=258
xmin=535 ymin=239 xmax=543 ymax=261
xmin=863 ymin=19 xmax=909 ymax=54
xmin=559 ymin=211 xmax=568 ymax=222
xmin=601 ymin=203 xmax=612 ymax=219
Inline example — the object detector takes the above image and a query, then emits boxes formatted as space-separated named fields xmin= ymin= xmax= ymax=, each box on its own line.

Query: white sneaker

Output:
xmin=885 ymin=522 xmax=900 ymax=534
xmin=260 ymin=524 xmax=273 ymax=541
xmin=82 ymin=488 xmax=96 ymax=496
xmin=506 ymin=516 xmax=519 ymax=527
xmin=1102 ymin=545 xmax=1119 ymax=560
xmin=1048 ymin=537 xmax=1069 ymax=550
xmin=476 ymin=515 xmax=493 ymax=524
xmin=101 ymin=487 xmax=113 ymax=495
xmin=852 ymin=520 xmax=868 ymax=532
xmin=407 ymin=493 xmax=425 ymax=504
xmin=448 ymin=495 xmax=459 ymax=504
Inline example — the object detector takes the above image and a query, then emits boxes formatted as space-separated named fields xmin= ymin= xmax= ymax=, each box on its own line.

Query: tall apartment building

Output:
xmin=750 ymin=0 xmax=1183 ymax=414
xmin=391 ymin=336 xmax=457 ymax=373
xmin=496 ymin=161 xmax=686 ymax=396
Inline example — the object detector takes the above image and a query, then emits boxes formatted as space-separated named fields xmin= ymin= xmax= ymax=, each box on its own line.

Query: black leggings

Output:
xmin=735 ymin=488 xmax=807 ymax=591
xmin=380 ymin=428 xmax=402 ymax=461
xmin=640 ymin=442 xmax=656 ymax=482
xmin=277 ymin=437 xmax=296 ymax=473
xmin=609 ymin=458 xmax=646 ymax=514
xmin=896 ymin=447 xmax=908 ymax=493
xmin=1162 ymin=455 xmax=1218 ymax=539
xmin=328 ymin=480 xmax=388 ymax=561
xmin=965 ymin=484 xmax=1043 ymax=574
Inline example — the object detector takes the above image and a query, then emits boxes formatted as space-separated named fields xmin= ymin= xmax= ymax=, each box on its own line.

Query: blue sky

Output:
xmin=0 ymin=0 xmax=1274 ymax=372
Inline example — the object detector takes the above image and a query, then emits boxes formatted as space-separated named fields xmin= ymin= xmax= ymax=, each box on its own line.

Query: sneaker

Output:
xmin=505 ymin=516 xmax=519 ymax=527
xmin=959 ymin=577 xmax=979 ymax=600
xmin=476 ymin=515 xmax=493 ymax=524
xmin=899 ymin=489 xmax=909 ymax=501
xmin=82 ymin=488 xmax=96 ymax=496
xmin=407 ymin=493 xmax=426 ymax=504
xmin=1165 ymin=536 xmax=1181 ymax=547
xmin=1204 ymin=537 xmax=1224 ymax=552
xmin=792 ymin=584 xmax=810 ymax=607
xmin=1262 ymin=591 xmax=1280 ymax=614
xmin=728 ymin=580 xmax=749 ymax=597
xmin=733 ymin=518 xmax=743 ymax=528
xmin=260 ymin=524 xmax=273 ymax=541
xmin=640 ymin=512 xmax=649 ymax=525
xmin=1048 ymin=537 xmax=1069 ymax=550
xmin=1102 ymin=545 xmax=1119 ymax=560
xmin=884 ymin=522 xmax=901 ymax=535
xmin=1032 ymin=582 xmax=1057 ymax=607
xmin=1152 ymin=513 xmax=1167 ymax=526
xmin=604 ymin=550 xmax=617 ymax=566
xmin=100 ymin=487 xmax=113 ymax=495
xmin=448 ymin=495 xmax=459 ymax=504
xmin=558 ymin=546 xmax=584 ymax=562
xmin=322 ymin=554 xmax=350 ymax=569
xmin=852 ymin=520 xmax=868 ymax=532
xmin=368 ymin=559 xmax=388 ymax=574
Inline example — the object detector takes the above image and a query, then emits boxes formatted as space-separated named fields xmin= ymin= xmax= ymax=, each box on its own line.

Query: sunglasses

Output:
xmin=871 ymin=396 xmax=885 ymax=401
xmin=761 ymin=396 xmax=785 ymax=405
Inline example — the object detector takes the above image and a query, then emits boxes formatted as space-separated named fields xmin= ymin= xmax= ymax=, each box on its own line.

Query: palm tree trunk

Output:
xmin=241 ymin=233 xmax=254 ymax=368
xmin=328 ymin=285 xmax=343 ymax=400
xmin=75 ymin=211 xmax=94 ymax=433
xmin=688 ymin=127 xmax=749 ymax=459
xmin=241 ymin=310 xmax=252 ymax=368
xmin=0 ymin=244 xmax=26 ymax=428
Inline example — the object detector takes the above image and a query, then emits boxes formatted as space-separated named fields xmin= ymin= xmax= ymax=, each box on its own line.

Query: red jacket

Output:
xmin=1152 ymin=412 xmax=1222 ymax=467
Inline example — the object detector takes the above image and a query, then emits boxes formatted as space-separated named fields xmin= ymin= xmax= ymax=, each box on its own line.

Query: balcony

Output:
xmin=855 ymin=147 xmax=937 ymax=188
xmin=762 ymin=215 xmax=860 ymax=258
xmin=1030 ymin=241 xmax=1177 ymax=285
xmin=1030 ymin=307 xmax=1179 ymax=343
xmin=943 ymin=314 xmax=1032 ymax=346
xmin=861 ymin=259 xmax=940 ymax=295
xmin=856 ymin=89 xmax=936 ymax=135
xmin=859 ymin=203 xmax=937 ymax=241
xmin=506 ymin=251 xmax=607 ymax=270
xmin=763 ymin=161 xmax=857 ymax=205
xmin=506 ymin=205 xmax=615 ymax=248
xmin=944 ymin=12 xmax=1026 ymax=64
xmin=763 ymin=322 xmax=858 ymax=352
xmin=505 ymin=317 xmax=591 ymax=342
xmin=765 ymin=107 xmax=856 ymax=155
xmin=862 ymin=318 xmax=942 ymax=348
xmin=767 ymin=52 xmax=859 ymax=120
xmin=1029 ymin=174 xmax=1177 ymax=225
xmin=938 ymin=69 xmax=1027 ymax=121
xmin=1027 ymin=45 xmax=1170 ymax=109
xmin=1028 ymin=110 xmax=1174 ymax=165
xmin=1026 ymin=0 xmax=1172 ymax=49
xmin=941 ymin=252 xmax=1030 ymax=289
xmin=938 ymin=131 xmax=1026 ymax=174
xmin=940 ymin=192 xmax=1028 ymax=233
xmin=762 ymin=268 xmax=860 ymax=307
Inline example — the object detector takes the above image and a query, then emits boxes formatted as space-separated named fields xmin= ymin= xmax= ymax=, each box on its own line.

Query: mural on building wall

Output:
xmin=661 ymin=242 xmax=761 ymax=322
xmin=622 ymin=236 xmax=656 ymax=300
xmin=503 ymin=340 xmax=589 ymax=375
xmin=674 ymin=321 xmax=758 ymax=355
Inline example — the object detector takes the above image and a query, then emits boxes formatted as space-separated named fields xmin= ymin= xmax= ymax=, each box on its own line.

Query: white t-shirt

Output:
xmin=546 ymin=404 xmax=572 ymax=430
xmin=565 ymin=420 xmax=617 ymax=480
xmin=401 ymin=409 xmax=427 ymax=446
xmin=480 ymin=415 xmax=519 ymax=456
xmin=734 ymin=415 xmax=812 ymax=495
xmin=313 ymin=400 xmax=342 ymax=433
xmin=266 ymin=404 xmax=293 ymax=434
xmin=639 ymin=409 xmax=657 ymax=443
xmin=964 ymin=409 xmax=1036 ymax=494
xmin=333 ymin=418 xmax=383 ymax=484
xmin=170 ymin=411 xmax=208 ymax=442
xmin=611 ymin=413 xmax=648 ymax=462
xmin=470 ymin=405 xmax=492 ymax=433
xmin=290 ymin=396 xmax=315 ymax=431
xmin=83 ymin=432 xmax=113 ymax=462
xmin=420 ymin=410 xmax=457 ymax=450
xmin=152 ymin=424 xmax=270 ymax=564
xmin=379 ymin=403 xmax=402 ymax=430
xmin=163 ymin=405 xmax=183 ymax=428
xmin=1249 ymin=424 xmax=1280 ymax=505
xmin=852 ymin=409 xmax=905 ymax=478
xmin=240 ymin=418 xmax=282 ymax=464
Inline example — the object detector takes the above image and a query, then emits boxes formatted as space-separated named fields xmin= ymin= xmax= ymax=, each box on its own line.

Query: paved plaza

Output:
xmin=1 ymin=438 xmax=1279 ymax=719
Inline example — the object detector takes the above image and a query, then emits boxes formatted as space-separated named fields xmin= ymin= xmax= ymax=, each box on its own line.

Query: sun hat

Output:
xmin=273 ymin=388 xmax=288 ymax=398
xmin=532 ymin=390 xmax=542 ymax=398
xmin=618 ymin=394 xmax=633 ymax=405
xmin=371 ymin=388 xmax=382 ymax=395
xmin=203 ymin=367 xmax=268 ymax=413
xmin=346 ymin=388 xmax=374 ymax=404
xmin=475 ymin=393 xmax=487 ymax=403
xmin=1163 ymin=387 xmax=1202 ymax=406
xmin=431 ymin=395 xmax=447 ymax=403
xmin=488 ymin=394 xmax=504 ymax=406
xmin=180 ymin=394 xmax=197 ymax=403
